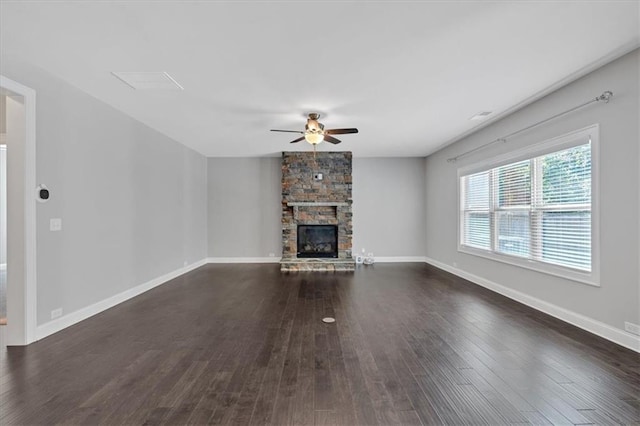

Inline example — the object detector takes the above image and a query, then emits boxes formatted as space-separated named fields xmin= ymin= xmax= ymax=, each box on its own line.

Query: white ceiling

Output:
xmin=1 ymin=1 xmax=638 ymax=157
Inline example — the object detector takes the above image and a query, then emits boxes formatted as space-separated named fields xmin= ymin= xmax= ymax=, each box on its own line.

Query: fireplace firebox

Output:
xmin=297 ymin=225 xmax=338 ymax=258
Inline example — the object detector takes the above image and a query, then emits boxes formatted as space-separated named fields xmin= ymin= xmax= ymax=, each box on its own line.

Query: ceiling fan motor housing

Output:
xmin=306 ymin=113 xmax=324 ymax=132
xmin=305 ymin=121 xmax=324 ymax=133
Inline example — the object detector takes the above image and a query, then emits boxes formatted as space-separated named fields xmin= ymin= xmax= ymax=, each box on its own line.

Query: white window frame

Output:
xmin=457 ymin=124 xmax=600 ymax=286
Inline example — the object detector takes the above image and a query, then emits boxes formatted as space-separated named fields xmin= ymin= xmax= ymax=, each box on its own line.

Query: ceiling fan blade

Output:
xmin=325 ymin=128 xmax=358 ymax=135
xmin=290 ymin=136 xmax=306 ymax=144
xmin=271 ymin=129 xmax=304 ymax=134
xmin=323 ymin=135 xmax=342 ymax=144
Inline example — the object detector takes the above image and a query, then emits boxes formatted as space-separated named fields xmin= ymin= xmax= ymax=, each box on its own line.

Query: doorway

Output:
xmin=0 ymin=76 xmax=37 ymax=347
xmin=1 ymin=123 xmax=6 ymax=328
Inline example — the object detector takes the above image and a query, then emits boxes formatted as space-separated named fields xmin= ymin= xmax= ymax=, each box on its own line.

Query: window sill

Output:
xmin=458 ymin=245 xmax=600 ymax=287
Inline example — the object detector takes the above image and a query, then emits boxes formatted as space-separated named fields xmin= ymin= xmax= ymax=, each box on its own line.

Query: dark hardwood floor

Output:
xmin=1 ymin=263 xmax=638 ymax=425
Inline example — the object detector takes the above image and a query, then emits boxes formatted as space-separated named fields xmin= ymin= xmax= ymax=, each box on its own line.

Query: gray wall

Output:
xmin=1 ymin=56 xmax=208 ymax=326
xmin=352 ymin=158 xmax=426 ymax=258
xmin=424 ymin=49 xmax=639 ymax=331
xmin=207 ymin=156 xmax=427 ymax=259
xmin=0 ymin=95 xmax=6 ymax=134
xmin=207 ymin=157 xmax=281 ymax=258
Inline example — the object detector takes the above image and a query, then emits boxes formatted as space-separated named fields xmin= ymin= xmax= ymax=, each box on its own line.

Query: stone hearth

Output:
xmin=280 ymin=152 xmax=355 ymax=272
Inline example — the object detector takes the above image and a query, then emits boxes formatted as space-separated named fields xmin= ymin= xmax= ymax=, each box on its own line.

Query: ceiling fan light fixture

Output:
xmin=304 ymin=132 xmax=324 ymax=144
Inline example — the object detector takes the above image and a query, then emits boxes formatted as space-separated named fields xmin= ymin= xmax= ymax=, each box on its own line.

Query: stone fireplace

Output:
xmin=280 ymin=151 xmax=355 ymax=271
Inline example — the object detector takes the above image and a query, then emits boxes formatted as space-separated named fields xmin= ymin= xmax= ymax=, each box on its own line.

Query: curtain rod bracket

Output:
xmin=598 ymin=91 xmax=613 ymax=103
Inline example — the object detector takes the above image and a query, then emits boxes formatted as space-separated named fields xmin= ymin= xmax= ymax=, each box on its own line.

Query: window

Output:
xmin=459 ymin=125 xmax=598 ymax=285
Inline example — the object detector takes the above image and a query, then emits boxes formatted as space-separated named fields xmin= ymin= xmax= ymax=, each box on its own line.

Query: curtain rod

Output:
xmin=447 ymin=90 xmax=613 ymax=163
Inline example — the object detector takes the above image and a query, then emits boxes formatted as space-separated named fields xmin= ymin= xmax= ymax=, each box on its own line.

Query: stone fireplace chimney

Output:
xmin=280 ymin=151 xmax=355 ymax=271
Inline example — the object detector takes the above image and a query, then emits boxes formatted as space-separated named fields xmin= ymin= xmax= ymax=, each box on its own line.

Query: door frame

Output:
xmin=1 ymin=75 xmax=37 ymax=345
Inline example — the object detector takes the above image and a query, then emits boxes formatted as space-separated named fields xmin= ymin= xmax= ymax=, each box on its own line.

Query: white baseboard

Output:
xmin=374 ymin=256 xmax=428 ymax=263
xmin=424 ymin=257 xmax=640 ymax=353
xmin=35 ymin=259 xmax=207 ymax=341
xmin=207 ymin=257 xmax=281 ymax=263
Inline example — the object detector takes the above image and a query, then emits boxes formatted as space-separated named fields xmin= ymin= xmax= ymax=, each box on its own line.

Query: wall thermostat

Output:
xmin=314 ymin=173 xmax=323 ymax=181
xmin=36 ymin=184 xmax=50 ymax=203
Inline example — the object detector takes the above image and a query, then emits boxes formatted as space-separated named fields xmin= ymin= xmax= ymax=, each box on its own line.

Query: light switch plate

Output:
xmin=50 ymin=218 xmax=62 ymax=231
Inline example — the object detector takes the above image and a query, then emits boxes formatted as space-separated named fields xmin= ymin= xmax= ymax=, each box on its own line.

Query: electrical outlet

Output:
xmin=51 ymin=308 xmax=63 ymax=319
xmin=453 ymin=262 xmax=458 ymax=267
xmin=269 ymin=253 xmax=275 ymax=257
xmin=624 ymin=322 xmax=640 ymax=336
xmin=183 ymin=260 xmax=188 ymax=267
xmin=50 ymin=218 xmax=62 ymax=231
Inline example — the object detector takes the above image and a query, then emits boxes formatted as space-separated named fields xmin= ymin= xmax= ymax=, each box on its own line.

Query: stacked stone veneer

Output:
xmin=281 ymin=151 xmax=355 ymax=271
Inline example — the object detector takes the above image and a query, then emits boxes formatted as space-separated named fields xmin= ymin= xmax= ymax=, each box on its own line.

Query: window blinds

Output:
xmin=460 ymin=142 xmax=592 ymax=272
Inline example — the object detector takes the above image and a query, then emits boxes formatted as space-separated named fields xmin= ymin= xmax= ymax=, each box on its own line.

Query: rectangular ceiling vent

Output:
xmin=470 ymin=111 xmax=492 ymax=120
xmin=111 ymin=71 xmax=184 ymax=90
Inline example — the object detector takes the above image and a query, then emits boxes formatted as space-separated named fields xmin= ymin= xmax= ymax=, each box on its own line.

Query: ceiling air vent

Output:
xmin=111 ymin=71 xmax=184 ymax=90
xmin=470 ymin=111 xmax=492 ymax=120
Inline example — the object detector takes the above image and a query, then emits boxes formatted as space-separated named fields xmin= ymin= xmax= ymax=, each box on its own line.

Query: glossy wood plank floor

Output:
xmin=1 ymin=263 xmax=638 ymax=425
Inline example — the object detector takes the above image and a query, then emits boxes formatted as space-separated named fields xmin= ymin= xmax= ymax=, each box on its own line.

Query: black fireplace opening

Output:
xmin=297 ymin=225 xmax=338 ymax=258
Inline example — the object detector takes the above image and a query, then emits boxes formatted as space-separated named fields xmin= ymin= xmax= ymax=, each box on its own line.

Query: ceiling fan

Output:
xmin=271 ymin=113 xmax=358 ymax=145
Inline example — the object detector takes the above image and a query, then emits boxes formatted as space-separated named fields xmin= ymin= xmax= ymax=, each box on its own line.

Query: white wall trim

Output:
xmin=207 ymin=257 xmax=281 ymax=264
xmin=374 ymin=256 xmax=428 ymax=263
xmin=1 ymin=74 xmax=37 ymax=345
xmin=424 ymin=257 xmax=640 ymax=353
xmin=35 ymin=259 xmax=207 ymax=341
xmin=0 ymin=263 xmax=6 ymax=271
